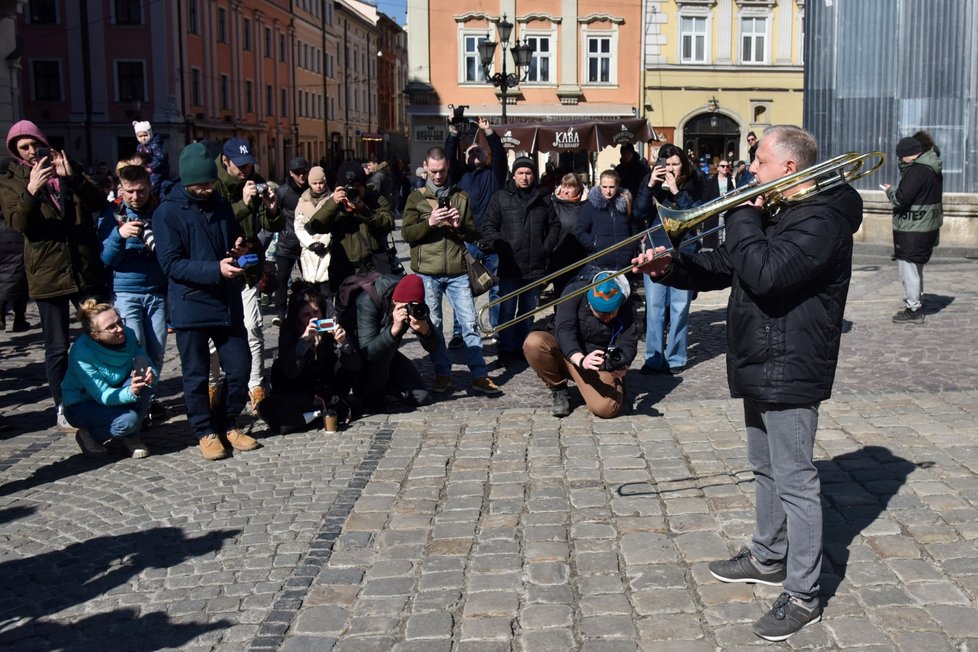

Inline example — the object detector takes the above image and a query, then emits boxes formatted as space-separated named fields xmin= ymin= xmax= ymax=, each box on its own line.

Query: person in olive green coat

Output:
xmin=0 ymin=120 xmax=107 ymax=424
xmin=210 ymin=138 xmax=284 ymax=413
xmin=400 ymin=147 xmax=501 ymax=397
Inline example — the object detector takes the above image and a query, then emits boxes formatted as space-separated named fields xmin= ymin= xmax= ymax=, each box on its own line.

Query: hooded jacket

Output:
xmin=481 ymin=180 xmax=560 ymax=280
xmin=61 ymin=326 xmax=159 ymax=408
xmin=0 ymin=122 xmax=107 ymax=299
xmin=886 ymin=150 xmax=943 ymax=264
xmin=401 ymin=185 xmax=479 ymax=276
xmin=151 ymin=184 xmax=245 ymax=329
xmin=575 ymin=186 xmax=643 ymax=271
xmin=294 ymin=188 xmax=332 ymax=284
xmin=661 ymin=184 xmax=863 ymax=404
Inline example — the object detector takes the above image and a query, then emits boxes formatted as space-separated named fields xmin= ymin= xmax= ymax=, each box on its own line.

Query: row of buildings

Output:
xmin=0 ymin=0 xmax=408 ymax=178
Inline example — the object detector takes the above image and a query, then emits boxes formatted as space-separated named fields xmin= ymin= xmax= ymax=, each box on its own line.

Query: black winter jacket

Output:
xmin=575 ymin=187 xmax=644 ymax=271
xmin=661 ymin=184 xmax=863 ymax=404
xmin=273 ymin=177 xmax=306 ymax=258
xmin=152 ymin=184 xmax=245 ymax=329
xmin=354 ymin=275 xmax=440 ymax=364
xmin=482 ymin=181 xmax=560 ymax=280
xmin=553 ymin=276 xmax=640 ymax=366
xmin=887 ymin=151 xmax=943 ymax=264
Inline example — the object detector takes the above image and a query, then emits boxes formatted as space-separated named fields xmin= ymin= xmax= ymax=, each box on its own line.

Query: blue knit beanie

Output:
xmin=587 ymin=272 xmax=628 ymax=312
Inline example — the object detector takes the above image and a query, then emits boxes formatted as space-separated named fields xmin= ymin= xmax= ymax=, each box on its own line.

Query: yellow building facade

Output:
xmin=643 ymin=0 xmax=805 ymax=166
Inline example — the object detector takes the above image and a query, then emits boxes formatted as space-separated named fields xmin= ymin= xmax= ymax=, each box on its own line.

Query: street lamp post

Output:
xmin=477 ymin=15 xmax=533 ymax=122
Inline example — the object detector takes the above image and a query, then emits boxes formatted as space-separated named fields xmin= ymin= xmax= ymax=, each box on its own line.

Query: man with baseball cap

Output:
xmin=271 ymin=157 xmax=310 ymax=325
xmin=522 ymin=270 xmax=639 ymax=418
xmin=211 ymin=137 xmax=284 ymax=414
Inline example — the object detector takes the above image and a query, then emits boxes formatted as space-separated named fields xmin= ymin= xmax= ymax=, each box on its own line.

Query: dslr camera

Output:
xmin=448 ymin=104 xmax=479 ymax=137
xmin=406 ymin=301 xmax=429 ymax=321
xmin=599 ymin=347 xmax=628 ymax=372
xmin=254 ymin=182 xmax=268 ymax=195
xmin=341 ymin=170 xmax=361 ymax=204
xmin=126 ymin=215 xmax=156 ymax=252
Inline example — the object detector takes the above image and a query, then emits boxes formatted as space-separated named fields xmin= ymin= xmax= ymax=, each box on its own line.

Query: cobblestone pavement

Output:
xmin=1 ymin=250 xmax=977 ymax=651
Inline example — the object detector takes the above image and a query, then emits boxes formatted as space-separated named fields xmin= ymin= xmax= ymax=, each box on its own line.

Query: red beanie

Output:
xmin=392 ymin=275 xmax=425 ymax=303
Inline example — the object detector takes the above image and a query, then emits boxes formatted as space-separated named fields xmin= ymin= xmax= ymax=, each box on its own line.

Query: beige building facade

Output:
xmin=643 ymin=0 xmax=805 ymax=166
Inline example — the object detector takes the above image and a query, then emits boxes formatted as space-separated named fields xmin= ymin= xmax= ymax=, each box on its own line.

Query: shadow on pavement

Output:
xmin=0 ymin=504 xmax=36 ymax=525
xmin=0 ymin=527 xmax=240 ymax=649
xmin=818 ymin=445 xmax=930 ymax=603
xmin=922 ymin=293 xmax=954 ymax=316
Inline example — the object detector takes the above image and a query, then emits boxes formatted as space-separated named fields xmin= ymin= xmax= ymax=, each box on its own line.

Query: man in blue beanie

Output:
xmin=153 ymin=142 xmax=262 ymax=461
xmin=522 ymin=270 xmax=640 ymax=417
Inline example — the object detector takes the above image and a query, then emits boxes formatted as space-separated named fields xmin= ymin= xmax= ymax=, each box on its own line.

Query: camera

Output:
xmin=232 ymin=253 xmax=260 ymax=269
xmin=254 ymin=182 xmax=268 ymax=194
xmin=599 ymin=347 xmax=628 ymax=372
xmin=406 ymin=301 xmax=429 ymax=321
xmin=448 ymin=104 xmax=479 ymax=137
xmin=313 ymin=318 xmax=337 ymax=333
xmin=126 ymin=216 xmax=156 ymax=252
xmin=341 ymin=171 xmax=361 ymax=204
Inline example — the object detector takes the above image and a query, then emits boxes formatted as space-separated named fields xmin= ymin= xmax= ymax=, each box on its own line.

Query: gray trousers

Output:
xmin=745 ymin=399 xmax=822 ymax=600
xmin=897 ymin=259 xmax=924 ymax=310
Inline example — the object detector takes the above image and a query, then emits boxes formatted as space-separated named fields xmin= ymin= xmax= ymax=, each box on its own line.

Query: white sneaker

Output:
xmin=56 ymin=404 xmax=73 ymax=431
xmin=121 ymin=435 xmax=150 ymax=459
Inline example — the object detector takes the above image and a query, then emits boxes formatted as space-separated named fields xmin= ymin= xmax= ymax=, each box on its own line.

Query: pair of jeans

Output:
xmin=63 ymin=392 xmax=152 ymax=443
xmin=35 ymin=293 xmax=85 ymax=407
xmin=209 ymin=284 xmax=264 ymax=390
xmin=897 ymin=259 xmax=924 ymax=310
xmin=745 ymin=399 xmax=822 ymax=600
xmin=176 ymin=324 xmax=251 ymax=439
xmin=496 ymin=277 xmax=542 ymax=355
xmin=452 ymin=243 xmax=499 ymax=337
xmin=419 ymin=273 xmax=487 ymax=379
xmin=644 ymin=275 xmax=692 ymax=369
xmin=114 ymin=291 xmax=168 ymax=372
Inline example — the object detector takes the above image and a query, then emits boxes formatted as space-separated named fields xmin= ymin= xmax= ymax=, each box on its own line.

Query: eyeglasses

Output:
xmin=718 ymin=164 xmax=730 ymax=169
xmin=96 ymin=320 xmax=125 ymax=334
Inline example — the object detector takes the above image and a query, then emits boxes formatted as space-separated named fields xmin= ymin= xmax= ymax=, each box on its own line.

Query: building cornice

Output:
xmin=578 ymin=14 xmax=625 ymax=25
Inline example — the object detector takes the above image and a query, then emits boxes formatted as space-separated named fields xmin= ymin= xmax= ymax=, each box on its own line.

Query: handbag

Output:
xmin=465 ymin=251 xmax=497 ymax=297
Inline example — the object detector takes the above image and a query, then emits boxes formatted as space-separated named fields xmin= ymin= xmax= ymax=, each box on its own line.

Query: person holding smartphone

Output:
xmin=0 ymin=120 xmax=108 ymax=429
xmin=60 ymin=299 xmax=158 ymax=459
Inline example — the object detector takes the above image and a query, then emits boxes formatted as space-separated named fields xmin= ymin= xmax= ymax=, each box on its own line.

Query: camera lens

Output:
xmin=408 ymin=302 xmax=429 ymax=321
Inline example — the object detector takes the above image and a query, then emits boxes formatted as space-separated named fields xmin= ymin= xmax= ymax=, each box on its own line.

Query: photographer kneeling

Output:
xmin=350 ymin=274 xmax=440 ymax=410
xmin=523 ymin=271 xmax=639 ymax=418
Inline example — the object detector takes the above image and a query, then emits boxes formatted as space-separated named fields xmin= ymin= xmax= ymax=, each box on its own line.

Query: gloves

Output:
xmin=308 ymin=242 xmax=328 ymax=257
xmin=477 ymin=239 xmax=494 ymax=253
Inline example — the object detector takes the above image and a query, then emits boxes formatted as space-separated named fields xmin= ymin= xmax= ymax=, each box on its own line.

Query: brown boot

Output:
xmin=249 ymin=386 xmax=266 ymax=415
xmin=199 ymin=433 xmax=229 ymax=460
xmin=225 ymin=428 xmax=260 ymax=451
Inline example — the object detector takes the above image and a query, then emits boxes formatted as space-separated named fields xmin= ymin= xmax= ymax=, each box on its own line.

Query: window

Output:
xmin=188 ymin=0 xmax=199 ymax=34
xmin=281 ymin=88 xmax=288 ymax=116
xmin=680 ymin=16 xmax=708 ymax=63
xmin=32 ymin=61 xmax=61 ymax=101
xmin=220 ymin=74 xmax=230 ymax=109
xmin=116 ymin=61 xmax=145 ymax=101
xmin=264 ymin=27 xmax=272 ymax=58
xmin=191 ymin=68 xmax=201 ymax=106
xmin=585 ymin=36 xmax=612 ymax=84
xmin=741 ymin=16 xmax=768 ymax=64
xmin=243 ymin=18 xmax=252 ymax=51
xmin=280 ymin=34 xmax=287 ymax=62
xmin=524 ymin=35 xmax=553 ymax=84
xmin=114 ymin=0 xmax=142 ymax=25
xmin=460 ymin=33 xmax=488 ymax=83
xmin=246 ymin=81 xmax=254 ymax=113
xmin=28 ymin=0 xmax=57 ymax=24
xmin=218 ymin=8 xmax=227 ymax=43
xmin=266 ymin=85 xmax=273 ymax=114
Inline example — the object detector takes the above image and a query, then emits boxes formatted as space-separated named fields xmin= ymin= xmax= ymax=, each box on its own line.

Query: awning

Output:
xmin=487 ymin=118 xmax=657 ymax=154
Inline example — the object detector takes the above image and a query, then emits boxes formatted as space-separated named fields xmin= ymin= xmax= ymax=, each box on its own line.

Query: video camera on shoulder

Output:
xmin=406 ymin=301 xmax=429 ymax=321
xmin=448 ymin=104 xmax=479 ymax=137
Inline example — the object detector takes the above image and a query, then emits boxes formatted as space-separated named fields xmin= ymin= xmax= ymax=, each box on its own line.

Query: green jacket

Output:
xmin=212 ymin=157 xmax=284 ymax=285
xmin=0 ymin=159 xmax=106 ymax=299
xmin=886 ymin=150 xmax=943 ymax=234
xmin=305 ymin=190 xmax=394 ymax=264
xmin=401 ymin=186 xmax=479 ymax=276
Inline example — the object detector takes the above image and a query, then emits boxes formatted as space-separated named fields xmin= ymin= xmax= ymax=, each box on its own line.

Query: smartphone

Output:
xmin=438 ymin=196 xmax=451 ymax=210
xmin=654 ymin=157 xmax=668 ymax=169
xmin=314 ymin=318 xmax=337 ymax=333
xmin=36 ymin=147 xmax=52 ymax=167
xmin=878 ymin=184 xmax=887 ymax=191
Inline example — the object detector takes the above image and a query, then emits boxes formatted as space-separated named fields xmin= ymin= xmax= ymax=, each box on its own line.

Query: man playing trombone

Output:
xmin=632 ymin=125 xmax=864 ymax=642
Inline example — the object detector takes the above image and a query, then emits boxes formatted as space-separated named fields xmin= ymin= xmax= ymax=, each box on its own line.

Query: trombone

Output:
xmin=476 ymin=150 xmax=886 ymax=336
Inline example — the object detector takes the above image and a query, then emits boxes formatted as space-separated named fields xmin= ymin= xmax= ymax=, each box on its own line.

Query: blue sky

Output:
xmin=374 ymin=0 xmax=407 ymax=25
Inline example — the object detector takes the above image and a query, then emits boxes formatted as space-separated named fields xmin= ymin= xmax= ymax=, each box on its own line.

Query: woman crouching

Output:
xmin=61 ymin=299 xmax=159 ymax=458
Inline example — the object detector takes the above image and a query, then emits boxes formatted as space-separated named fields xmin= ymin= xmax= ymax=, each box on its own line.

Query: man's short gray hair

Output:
xmin=762 ymin=125 xmax=818 ymax=170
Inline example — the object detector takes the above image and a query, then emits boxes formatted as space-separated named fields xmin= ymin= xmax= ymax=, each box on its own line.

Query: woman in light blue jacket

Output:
xmin=61 ymin=299 xmax=159 ymax=458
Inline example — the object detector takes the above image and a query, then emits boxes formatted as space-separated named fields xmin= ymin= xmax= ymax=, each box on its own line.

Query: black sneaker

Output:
xmin=708 ymin=547 xmax=786 ymax=586
xmin=892 ymin=307 xmax=925 ymax=323
xmin=753 ymin=592 xmax=822 ymax=641
xmin=448 ymin=334 xmax=465 ymax=349
xmin=551 ymin=386 xmax=571 ymax=418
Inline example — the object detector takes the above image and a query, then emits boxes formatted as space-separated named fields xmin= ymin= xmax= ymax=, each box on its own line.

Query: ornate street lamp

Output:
xmin=478 ymin=14 xmax=534 ymax=122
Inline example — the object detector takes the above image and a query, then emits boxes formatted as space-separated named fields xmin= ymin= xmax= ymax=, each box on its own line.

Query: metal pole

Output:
xmin=500 ymin=45 xmax=507 ymax=122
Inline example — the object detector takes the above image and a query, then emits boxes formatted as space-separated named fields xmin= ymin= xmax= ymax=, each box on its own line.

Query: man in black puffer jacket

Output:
xmin=633 ymin=125 xmax=863 ymax=643
xmin=271 ymin=157 xmax=309 ymax=324
xmin=482 ymin=156 xmax=560 ymax=365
